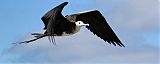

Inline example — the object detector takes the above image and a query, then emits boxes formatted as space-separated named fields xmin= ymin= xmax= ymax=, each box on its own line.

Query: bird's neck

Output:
xmin=74 ymin=26 xmax=81 ymax=33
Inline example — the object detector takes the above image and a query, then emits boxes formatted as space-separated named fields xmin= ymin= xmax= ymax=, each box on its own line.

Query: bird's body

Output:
xmin=49 ymin=21 xmax=81 ymax=36
xmin=18 ymin=2 xmax=125 ymax=47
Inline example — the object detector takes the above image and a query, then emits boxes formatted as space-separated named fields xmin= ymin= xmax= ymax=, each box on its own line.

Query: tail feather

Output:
xmin=15 ymin=34 xmax=47 ymax=44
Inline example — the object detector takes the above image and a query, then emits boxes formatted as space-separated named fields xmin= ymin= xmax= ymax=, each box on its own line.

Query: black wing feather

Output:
xmin=76 ymin=10 xmax=125 ymax=47
xmin=40 ymin=2 xmax=68 ymax=44
xmin=41 ymin=2 xmax=68 ymax=30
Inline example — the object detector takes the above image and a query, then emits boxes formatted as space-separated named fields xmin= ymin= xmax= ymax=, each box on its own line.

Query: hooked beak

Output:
xmin=82 ymin=24 xmax=89 ymax=26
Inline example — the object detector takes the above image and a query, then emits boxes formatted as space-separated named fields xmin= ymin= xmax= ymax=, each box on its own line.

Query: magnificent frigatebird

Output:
xmin=18 ymin=2 xmax=125 ymax=47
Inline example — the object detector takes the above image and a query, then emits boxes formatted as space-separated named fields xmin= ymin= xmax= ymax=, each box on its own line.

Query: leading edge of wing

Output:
xmin=41 ymin=2 xmax=68 ymax=29
xmin=76 ymin=10 xmax=125 ymax=47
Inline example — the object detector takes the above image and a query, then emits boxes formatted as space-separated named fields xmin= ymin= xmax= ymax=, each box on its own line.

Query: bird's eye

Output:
xmin=79 ymin=22 xmax=80 ymax=24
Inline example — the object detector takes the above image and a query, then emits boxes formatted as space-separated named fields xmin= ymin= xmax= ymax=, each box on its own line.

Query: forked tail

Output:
xmin=15 ymin=33 xmax=47 ymax=44
xmin=15 ymin=33 xmax=56 ymax=45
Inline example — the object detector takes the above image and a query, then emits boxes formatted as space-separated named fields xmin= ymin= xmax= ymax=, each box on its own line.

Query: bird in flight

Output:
xmin=18 ymin=2 xmax=125 ymax=47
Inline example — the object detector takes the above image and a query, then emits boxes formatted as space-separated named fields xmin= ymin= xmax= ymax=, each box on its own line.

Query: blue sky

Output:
xmin=0 ymin=0 xmax=127 ymax=52
xmin=0 ymin=0 xmax=159 ymax=64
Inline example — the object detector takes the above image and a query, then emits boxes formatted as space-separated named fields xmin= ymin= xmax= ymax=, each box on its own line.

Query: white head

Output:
xmin=75 ymin=21 xmax=89 ymax=27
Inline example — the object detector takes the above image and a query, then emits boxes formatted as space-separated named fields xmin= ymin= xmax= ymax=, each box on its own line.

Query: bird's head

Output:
xmin=75 ymin=21 xmax=89 ymax=27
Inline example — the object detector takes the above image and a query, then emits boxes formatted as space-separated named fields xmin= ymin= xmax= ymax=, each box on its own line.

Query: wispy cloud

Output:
xmin=0 ymin=30 xmax=158 ymax=64
xmin=0 ymin=0 xmax=159 ymax=64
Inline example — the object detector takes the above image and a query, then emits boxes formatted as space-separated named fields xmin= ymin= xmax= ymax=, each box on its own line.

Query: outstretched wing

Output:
xmin=16 ymin=2 xmax=69 ymax=44
xmin=41 ymin=2 xmax=68 ymax=30
xmin=71 ymin=10 xmax=124 ymax=47
xmin=41 ymin=2 xmax=68 ymax=44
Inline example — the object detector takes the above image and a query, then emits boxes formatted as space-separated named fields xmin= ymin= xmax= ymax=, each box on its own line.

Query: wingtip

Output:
xmin=56 ymin=2 xmax=68 ymax=8
xmin=119 ymin=41 xmax=125 ymax=47
xmin=63 ymin=2 xmax=68 ymax=5
xmin=121 ymin=44 xmax=125 ymax=47
xmin=118 ymin=43 xmax=125 ymax=47
xmin=109 ymin=41 xmax=125 ymax=47
xmin=117 ymin=42 xmax=125 ymax=47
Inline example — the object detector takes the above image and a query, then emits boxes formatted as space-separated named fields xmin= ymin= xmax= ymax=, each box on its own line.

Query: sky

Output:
xmin=0 ymin=0 xmax=159 ymax=64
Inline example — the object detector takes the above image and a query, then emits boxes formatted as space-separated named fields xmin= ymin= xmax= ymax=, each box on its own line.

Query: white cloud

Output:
xmin=0 ymin=29 xmax=159 ymax=64
xmin=105 ymin=0 xmax=158 ymax=32
xmin=0 ymin=0 xmax=159 ymax=64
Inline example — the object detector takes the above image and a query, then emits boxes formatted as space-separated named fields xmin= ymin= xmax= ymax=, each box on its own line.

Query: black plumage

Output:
xmin=41 ymin=2 xmax=76 ymax=36
xmin=66 ymin=10 xmax=124 ymax=47
xmin=18 ymin=2 xmax=125 ymax=47
xmin=69 ymin=10 xmax=124 ymax=47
